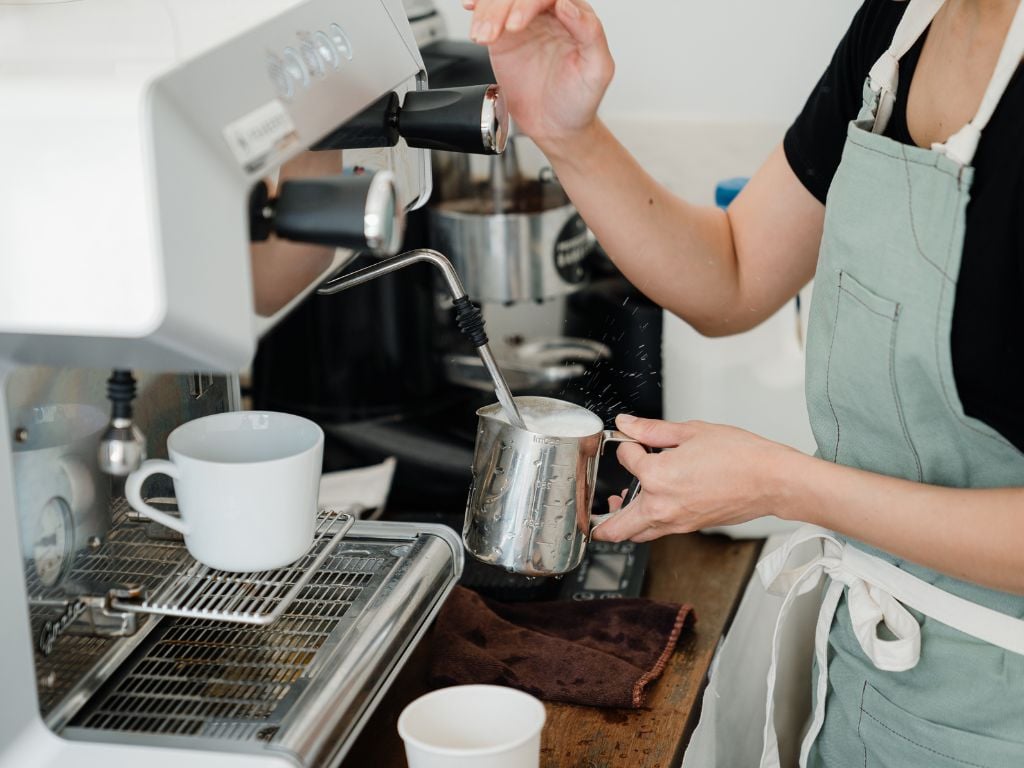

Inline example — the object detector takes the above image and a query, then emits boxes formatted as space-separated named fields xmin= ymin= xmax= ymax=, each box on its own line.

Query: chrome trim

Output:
xmin=481 ymin=84 xmax=509 ymax=154
xmin=363 ymin=171 xmax=405 ymax=255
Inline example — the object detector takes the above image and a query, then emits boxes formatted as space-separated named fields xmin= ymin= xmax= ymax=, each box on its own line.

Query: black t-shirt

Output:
xmin=784 ymin=0 xmax=1024 ymax=453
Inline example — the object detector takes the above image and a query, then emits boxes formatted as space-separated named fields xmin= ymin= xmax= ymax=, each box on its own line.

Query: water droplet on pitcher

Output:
xmin=563 ymin=533 xmax=574 ymax=541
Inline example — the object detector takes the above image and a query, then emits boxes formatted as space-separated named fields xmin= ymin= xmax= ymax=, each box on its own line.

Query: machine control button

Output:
xmin=300 ymin=40 xmax=324 ymax=79
xmin=599 ymin=593 xmax=623 ymax=599
xmin=329 ymin=23 xmax=354 ymax=60
xmin=282 ymin=47 xmax=309 ymax=89
xmin=573 ymin=591 xmax=595 ymax=601
xmin=266 ymin=55 xmax=293 ymax=99
xmin=314 ymin=31 xmax=341 ymax=69
xmin=618 ymin=542 xmax=636 ymax=553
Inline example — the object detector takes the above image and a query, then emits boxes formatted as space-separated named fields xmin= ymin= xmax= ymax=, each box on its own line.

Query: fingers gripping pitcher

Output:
xmin=464 ymin=396 xmax=640 ymax=576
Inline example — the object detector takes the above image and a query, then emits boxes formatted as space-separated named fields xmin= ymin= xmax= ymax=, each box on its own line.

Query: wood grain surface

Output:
xmin=341 ymin=532 xmax=762 ymax=768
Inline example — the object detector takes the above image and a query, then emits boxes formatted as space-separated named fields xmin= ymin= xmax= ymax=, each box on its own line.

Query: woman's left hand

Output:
xmin=593 ymin=414 xmax=798 ymax=543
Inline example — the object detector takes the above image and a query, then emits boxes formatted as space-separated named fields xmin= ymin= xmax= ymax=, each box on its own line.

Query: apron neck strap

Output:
xmin=937 ymin=0 xmax=1024 ymax=166
xmin=867 ymin=0 xmax=946 ymax=135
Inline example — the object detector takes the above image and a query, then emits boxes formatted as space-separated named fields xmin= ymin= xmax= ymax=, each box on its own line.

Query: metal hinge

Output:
xmin=37 ymin=586 xmax=146 ymax=656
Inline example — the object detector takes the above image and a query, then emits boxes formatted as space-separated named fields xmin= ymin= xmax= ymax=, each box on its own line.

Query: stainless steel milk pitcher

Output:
xmin=463 ymin=396 xmax=639 ymax=576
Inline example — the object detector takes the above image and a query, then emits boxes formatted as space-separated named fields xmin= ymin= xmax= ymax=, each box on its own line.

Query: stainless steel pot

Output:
xmin=463 ymin=396 xmax=638 ymax=576
xmin=428 ymin=182 xmax=593 ymax=304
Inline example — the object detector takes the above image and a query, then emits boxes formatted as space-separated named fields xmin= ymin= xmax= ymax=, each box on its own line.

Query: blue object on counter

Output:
xmin=715 ymin=177 xmax=749 ymax=209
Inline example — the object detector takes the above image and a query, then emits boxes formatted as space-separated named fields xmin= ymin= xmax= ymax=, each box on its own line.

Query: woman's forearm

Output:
xmin=776 ymin=450 xmax=1024 ymax=595
xmin=541 ymin=122 xmax=824 ymax=335
xmin=541 ymin=121 xmax=738 ymax=332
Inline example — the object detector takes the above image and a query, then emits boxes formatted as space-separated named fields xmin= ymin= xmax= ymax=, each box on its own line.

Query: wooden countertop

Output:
xmin=342 ymin=532 xmax=763 ymax=768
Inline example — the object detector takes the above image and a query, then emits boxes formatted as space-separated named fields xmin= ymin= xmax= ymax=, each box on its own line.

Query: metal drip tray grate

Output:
xmin=29 ymin=501 xmax=354 ymax=720
xmin=73 ymin=553 xmax=385 ymax=739
xmin=62 ymin=522 xmax=463 ymax=768
xmin=113 ymin=510 xmax=355 ymax=625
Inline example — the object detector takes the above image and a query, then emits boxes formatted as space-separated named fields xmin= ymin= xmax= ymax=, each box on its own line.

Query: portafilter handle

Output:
xmin=318 ymin=249 xmax=527 ymax=428
xmin=311 ymin=85 xmax=509 ymax=155
xmin=249 ymin=170 xmax=404 ymax=256
xmin=399 ymin=84 xmax=508 ymax=155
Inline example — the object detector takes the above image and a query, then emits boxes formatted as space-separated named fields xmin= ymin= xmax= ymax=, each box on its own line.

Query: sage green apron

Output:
xmin=757 ymin=0 xmax=1024 ymax=766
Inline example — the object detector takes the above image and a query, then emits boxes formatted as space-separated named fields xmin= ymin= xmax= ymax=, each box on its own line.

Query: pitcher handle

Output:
xmin=600 ymin=430 xmax=637 ymax=449
xmin=592 ymin=430 xmax=647 ymax=529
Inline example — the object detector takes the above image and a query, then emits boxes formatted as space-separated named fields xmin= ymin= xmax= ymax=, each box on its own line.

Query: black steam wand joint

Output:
xmin=317 ymin=249 xmax=526 ymax=429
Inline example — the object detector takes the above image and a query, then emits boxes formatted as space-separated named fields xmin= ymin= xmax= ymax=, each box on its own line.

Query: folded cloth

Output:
xmin=429 ymin=586 xmax=696 ymax=709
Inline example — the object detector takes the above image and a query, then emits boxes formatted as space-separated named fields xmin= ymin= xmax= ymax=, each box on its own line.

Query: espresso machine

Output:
xmin=0 ymin=1 xmax=522 ymax=765
xmin=252 ymin=0 xmax=663 ymax=515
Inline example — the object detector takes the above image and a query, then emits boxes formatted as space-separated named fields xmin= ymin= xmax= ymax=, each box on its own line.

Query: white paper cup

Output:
xmin=398 ymin=685 xmax=546 ymax=768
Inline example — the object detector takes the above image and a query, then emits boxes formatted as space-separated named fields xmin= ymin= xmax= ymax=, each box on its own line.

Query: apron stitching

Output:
xmin=859 ymin=708 xmax=996 ymax=768
xmin=901 ymin=146 xmax=955 ymax=280
xmin=825 ymin=275 xmax=845 ymax=461
xmin=858 ymin=679 xmax=869 ymax=768
xmin=847 ymin=134 xmax=959 ymax=177
xmin=929 ymin=186 xmax=1022 ymax=451
xmin=838 ymin=285 xmax=897 ymax=320
xmin=888 ymin=306 xmax=925 ymax=482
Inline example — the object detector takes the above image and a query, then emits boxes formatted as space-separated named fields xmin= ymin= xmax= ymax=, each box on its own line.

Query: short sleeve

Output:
xmin=783 ymin=0 xmax=905 ymax=203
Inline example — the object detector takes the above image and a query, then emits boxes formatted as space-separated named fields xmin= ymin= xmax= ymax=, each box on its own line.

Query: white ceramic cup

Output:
xmin=125 ymin=411 xmax=323 ymax=572
xmin=398 ymin=685 xmax=546 ymax=768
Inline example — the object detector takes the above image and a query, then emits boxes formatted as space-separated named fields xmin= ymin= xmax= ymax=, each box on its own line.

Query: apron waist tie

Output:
xmin=754 ymin=525 xmax=1024 ymax=768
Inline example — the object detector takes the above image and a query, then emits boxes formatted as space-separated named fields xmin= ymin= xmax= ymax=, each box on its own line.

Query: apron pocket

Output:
xmin=858 ymin=682 xmax=1024 ymax=768
xmin=822 ymin=271 xmax=922 ymax=480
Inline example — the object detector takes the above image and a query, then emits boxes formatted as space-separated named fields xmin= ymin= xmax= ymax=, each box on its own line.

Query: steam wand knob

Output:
xmin=97 ymin=369 xmax=147 ymax=476
xmin=249 ymin=171 xmax=403 ymax=256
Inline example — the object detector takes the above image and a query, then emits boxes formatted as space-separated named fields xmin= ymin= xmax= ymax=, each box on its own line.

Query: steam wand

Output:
xmin=318 ymin=249 xmax=527 ymax=430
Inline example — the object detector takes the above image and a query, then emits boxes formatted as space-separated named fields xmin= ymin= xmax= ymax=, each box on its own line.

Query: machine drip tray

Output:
xmin=29 ymin=509 xmax=463 ymax=768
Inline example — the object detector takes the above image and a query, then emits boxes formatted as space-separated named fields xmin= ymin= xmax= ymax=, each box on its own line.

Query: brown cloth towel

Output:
xmin=429 ymin=586 xmax=696 ymax=709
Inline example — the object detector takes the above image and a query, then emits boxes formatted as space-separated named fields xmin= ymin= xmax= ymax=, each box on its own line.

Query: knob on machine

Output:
xmin=313 ymin=84 xmax=509 ymax=155
xmin=249 ymin=170 xmax=404 ymax=255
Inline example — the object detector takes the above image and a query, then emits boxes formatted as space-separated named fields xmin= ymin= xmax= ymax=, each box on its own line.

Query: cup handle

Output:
xmin=591 ymin=430 xmax=647 ymax=529
xmin=125 ymin=459 xmax=188 ymax=535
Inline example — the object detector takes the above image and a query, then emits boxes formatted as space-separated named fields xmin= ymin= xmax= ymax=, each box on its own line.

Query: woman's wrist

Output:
xmin=764 ymin=446 xmax=822 ymax=525
xmin=534 ymin=118 xmax=608 ymax=173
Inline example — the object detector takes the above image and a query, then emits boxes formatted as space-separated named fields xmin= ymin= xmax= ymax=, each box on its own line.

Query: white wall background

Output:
xmin=433 ymin=0 xmax=862 ymax=123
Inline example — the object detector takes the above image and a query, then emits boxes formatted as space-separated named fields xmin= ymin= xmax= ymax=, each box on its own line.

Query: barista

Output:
xmin=466 ymin=0 xmax=1024 ymax=765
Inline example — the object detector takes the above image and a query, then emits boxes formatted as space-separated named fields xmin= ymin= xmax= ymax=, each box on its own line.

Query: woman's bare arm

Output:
xmin=469 ymin=0 xmax=825 ymax=335
xmin=596 ymin=417 xmax=1024 ymax=596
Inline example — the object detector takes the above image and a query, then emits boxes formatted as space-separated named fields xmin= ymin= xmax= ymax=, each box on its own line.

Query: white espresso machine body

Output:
xmin=0 ymin=0 xmax=429 ymax=372
xmin=0 ymin=3 xmax=467 ymax=767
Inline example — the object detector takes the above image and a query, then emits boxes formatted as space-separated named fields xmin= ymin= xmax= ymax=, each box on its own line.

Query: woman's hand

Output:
xmin=464 ymin=0 xmax=614 ymax=153
xmin=593 ymin=415 xmax=799 ymax=543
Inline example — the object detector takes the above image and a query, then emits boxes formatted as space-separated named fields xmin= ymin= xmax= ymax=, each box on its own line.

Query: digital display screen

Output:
xmin=583 ymin=553 xmax=628 ymax=591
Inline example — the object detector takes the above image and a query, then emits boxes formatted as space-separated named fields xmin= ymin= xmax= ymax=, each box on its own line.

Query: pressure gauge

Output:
xmin=33 ymin=497 xmax=75 ymax=588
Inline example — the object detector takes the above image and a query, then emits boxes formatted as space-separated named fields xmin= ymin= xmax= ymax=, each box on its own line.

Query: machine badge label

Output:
xmin=223 ymin=100 xmax=299 ymax=174
xmin=553 ymin=214 xmax=591 ymax=284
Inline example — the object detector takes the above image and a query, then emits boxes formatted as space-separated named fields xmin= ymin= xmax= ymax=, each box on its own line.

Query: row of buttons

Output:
xmin=267 ymin=23 xmax=353 ymax=100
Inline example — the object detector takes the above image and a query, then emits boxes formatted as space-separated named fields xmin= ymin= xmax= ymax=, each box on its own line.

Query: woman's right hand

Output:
xmin=465 ymin=0 xmax=614 ymax=155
